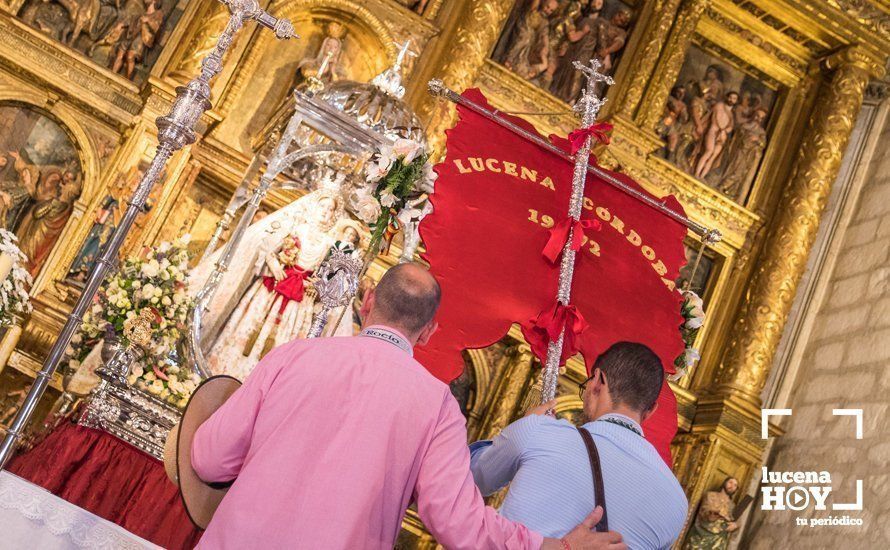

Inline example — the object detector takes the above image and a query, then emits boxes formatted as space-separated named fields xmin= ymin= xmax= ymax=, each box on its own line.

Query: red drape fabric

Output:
xmin=7 ymin=421 xmax=201 ymax=549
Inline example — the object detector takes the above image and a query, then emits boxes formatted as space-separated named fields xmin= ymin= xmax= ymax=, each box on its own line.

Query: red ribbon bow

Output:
xmin=263 ymin=266 xmax=312 ymax=319
xmin=521 ymin=303 xmax=590 ymax=366
xmin=542 ymin=218 xmax=602 ymax=264
xmin=567 ymin=122 xmax=614 ymax=154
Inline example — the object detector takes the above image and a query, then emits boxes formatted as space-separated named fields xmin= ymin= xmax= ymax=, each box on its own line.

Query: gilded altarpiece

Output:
xmin=0 ymin=0 xmax=886 ymax=547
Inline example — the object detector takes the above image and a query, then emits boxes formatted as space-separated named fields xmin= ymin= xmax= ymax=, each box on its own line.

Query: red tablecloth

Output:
xmin=7 ymin=421 xmax=201 ymax=549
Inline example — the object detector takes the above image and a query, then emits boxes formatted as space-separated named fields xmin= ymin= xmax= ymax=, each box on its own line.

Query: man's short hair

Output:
xmin=373 ymin=263 xmax=441 ymax=334
xmin=593 ymin=342 xmax=664 ymax=412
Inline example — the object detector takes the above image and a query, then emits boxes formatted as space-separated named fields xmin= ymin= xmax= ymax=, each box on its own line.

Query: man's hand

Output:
xmin=541 ymin=507 xmax=626 ymax=550
xmin=525 ymin=399 xmax=557 ymax=417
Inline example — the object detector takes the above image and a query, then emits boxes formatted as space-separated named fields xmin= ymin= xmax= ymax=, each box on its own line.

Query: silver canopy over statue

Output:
xmin=186 ymin=41 xmax=429 ymax=381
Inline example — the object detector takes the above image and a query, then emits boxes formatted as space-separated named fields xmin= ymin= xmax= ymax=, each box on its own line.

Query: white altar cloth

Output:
xmin=0 ymin=471 xmax=160 ymax=550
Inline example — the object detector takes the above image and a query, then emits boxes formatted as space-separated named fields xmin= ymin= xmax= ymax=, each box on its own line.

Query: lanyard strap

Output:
xmin=596 ymin=416 xmax=643 ymax=437
xmin=359 ymin=327 xmax=413 ymax=356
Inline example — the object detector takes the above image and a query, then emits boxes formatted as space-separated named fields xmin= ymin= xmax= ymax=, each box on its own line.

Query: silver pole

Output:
xmin=427 ymin=79 xmax=723 ymax=243
xmin=0 ymin=0 xmax=296 ymax=469
xmin=539 ymin=60 xmax=612 ymax=404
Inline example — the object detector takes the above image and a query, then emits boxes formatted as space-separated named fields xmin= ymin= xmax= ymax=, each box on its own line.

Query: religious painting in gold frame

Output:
xmin=0 ymin=102 xmax=83 ymax=279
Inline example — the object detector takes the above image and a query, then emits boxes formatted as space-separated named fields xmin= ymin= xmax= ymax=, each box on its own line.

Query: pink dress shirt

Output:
xmin=191 ymin=328 xmax=544 ymax=549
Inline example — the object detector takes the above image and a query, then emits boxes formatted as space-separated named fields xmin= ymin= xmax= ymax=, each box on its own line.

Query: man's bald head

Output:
xmin=365 ymin=263 xmax=441 ymax=338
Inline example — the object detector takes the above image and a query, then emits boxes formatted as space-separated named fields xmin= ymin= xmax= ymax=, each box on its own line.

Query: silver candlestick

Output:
xmin=540 ymin=60 xmax=613 ymax=406
xmin=0 ymin=0 xmax=296 ymax=469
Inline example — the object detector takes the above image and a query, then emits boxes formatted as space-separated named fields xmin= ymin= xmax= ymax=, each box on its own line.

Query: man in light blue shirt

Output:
xmin=470 ymin=342 xmax=688 ymax=549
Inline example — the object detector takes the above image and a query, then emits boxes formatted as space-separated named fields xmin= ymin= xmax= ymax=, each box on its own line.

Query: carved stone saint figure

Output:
xmin=683 ymin=477 xmax=740 ymax=550
xmin=541 ymin=0 xmax=588 ymax=86
xmin=694 ymin=90 xmax=739 ymax=179
xmin=503 ymin=0 xmax=560 ymax=81
xmin=294 ymin=21 xmax=347 ymax=88
xmin=111 ymin=0 xmax=165 ymax=79
xmin=189 ymin=189 xmax=354 ymax=380
xmin=658 ymin=85 xmax=688 ymax=160
xmin=549 ymin=0 xmax=606 ymax=102
xmin=670 ymin=80 xmax=710 ymax=172
xmin=717 ymin=108 xmax=767 ymax=200
xmin=20 ymin=0 xmax=167 ymax=81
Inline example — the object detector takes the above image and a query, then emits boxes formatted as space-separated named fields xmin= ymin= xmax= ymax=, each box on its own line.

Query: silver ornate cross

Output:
xmin=572 ymin=59 xmax=613 ymax=122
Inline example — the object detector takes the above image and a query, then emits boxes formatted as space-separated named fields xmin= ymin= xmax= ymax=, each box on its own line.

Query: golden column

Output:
xmin=418 ymin=0 xmax=515 ymax=153
xmin=712 ymin=46 xmax=883 ymax=403
xmin=476 ymin=344 xmax=537 ymax=439
xmin=613 ymin=0 xmax=683 ymax=119
xmin=636 ymin=0 xmax=710 ymax=132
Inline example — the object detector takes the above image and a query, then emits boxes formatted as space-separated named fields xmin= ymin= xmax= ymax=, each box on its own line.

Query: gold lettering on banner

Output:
xmin=449 ymin=157 xmax=675 ymax=289
xmin=626 ymin=230 xmax=642 ymax=247
xmin=455 ymin=159 xmax=473 ymax=174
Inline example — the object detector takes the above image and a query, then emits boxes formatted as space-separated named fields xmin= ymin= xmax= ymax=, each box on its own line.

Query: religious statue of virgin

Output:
xmin=189 ymin=188 xmax=366 ymax=380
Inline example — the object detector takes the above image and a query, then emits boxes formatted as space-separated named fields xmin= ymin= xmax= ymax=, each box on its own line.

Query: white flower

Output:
xmin=149 ymin=380 xmax=164 ymax=394
xmin=161 ymin=296 xmax=172 ymax=307
xmin=174 ymin=234 xmax=191 ymax=247
xmin=366 ymin=161 xmax=391 ymax=181
xmin=682 ymin=347 xmax=700 ymax=367
xmin=71 ymin=334 xmax=82 ymax=345
xmin=686 ymin=316 xmax=704 ymax=330
xmin=142 ymin=283 xmax=156 ymax=297
xmin=682 ymin=290 xmax=704 ymax=310
xmin=140 ymin=260 xmax=160 ymax=278
xmin=379 ymin=191 xmax=398 ymax=208
xmin=158 ymin=242 xmax=171 ymax=254
xmin=392 ymin=138 xmax=423 ymax=163
xmin=353 ymin=192 xmax=382 ymax=224
xmin=131 ymin=364 xmax=144 ymax=377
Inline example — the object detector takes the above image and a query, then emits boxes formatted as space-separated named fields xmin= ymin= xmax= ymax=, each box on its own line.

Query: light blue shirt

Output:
xmin=470 ymin=413 xmax=688 ymax=549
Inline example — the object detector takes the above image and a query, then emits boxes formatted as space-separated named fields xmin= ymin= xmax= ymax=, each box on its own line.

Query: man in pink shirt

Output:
xmin=191 ymin=263 xmax=625 ymax=549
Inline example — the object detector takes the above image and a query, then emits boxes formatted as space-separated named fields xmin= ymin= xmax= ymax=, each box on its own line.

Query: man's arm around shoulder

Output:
xmin=413 ymin=392 xmax=626 ymax=550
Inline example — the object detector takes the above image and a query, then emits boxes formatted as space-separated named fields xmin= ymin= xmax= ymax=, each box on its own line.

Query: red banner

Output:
xmin=416 ymin=90 xmax=688 ymax=463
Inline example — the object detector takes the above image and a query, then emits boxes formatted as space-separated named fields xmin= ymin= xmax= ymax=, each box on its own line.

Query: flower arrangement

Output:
xmin=352 ymin=138 xmax=436 ymax=251
xmin=670 ymin=290 xmax=705 ymax=382
xmin=65 ymin=235 xmax=198 ymax=407
xmin=0 ymin=229 xmax=32 ymax=324
xmin=128 ymin=356 xmax=200 ymax=409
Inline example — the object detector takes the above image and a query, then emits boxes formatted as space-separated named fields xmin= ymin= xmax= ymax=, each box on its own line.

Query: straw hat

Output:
xmin=163 ymin=375 xmax=242 ymax=530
